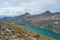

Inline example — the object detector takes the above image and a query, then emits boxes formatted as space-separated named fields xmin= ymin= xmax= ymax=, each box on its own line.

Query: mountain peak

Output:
xmin=44 ymin=10 xmax=51 ymax=14
xmin=24 ymin=12 xmax=31 ymax=16
xmin=41 ymin=10 xmax=52 ymax=15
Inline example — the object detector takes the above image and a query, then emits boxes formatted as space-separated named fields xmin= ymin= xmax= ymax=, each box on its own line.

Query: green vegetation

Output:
xmin=39 ymin=35 xmax=55 ymax=40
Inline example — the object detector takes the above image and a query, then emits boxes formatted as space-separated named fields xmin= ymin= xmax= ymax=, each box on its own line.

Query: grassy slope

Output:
xmin=0 ymin=20 xmax=55 ymax=40
xmin=0 ymin=20 xmax=26 ymax=34
xmin=39 ymin=34 xmax=55 ymax=40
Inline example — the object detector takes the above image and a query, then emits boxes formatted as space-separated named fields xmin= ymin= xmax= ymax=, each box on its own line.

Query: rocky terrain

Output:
xmin=0 ymin=20 xmax=54 ymax=40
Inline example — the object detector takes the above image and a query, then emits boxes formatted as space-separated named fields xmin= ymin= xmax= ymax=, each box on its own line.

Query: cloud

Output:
xmin=0 ymin=0 xmax=60 ymax=16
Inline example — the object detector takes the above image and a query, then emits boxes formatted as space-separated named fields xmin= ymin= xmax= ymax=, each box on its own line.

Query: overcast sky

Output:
xmin=0 ymin=0 xmax=60 ymax=16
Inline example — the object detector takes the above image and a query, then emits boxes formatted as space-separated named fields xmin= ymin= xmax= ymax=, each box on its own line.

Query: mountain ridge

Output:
xmin=0 ymin=10 xmax=60 ymax=34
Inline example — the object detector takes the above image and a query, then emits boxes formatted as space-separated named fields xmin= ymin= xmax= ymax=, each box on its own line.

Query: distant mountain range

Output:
xmin=0 ymin=10 xmax=60 ymax=34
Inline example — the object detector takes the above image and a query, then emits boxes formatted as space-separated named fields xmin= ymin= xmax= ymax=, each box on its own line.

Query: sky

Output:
xmin=0 ymin=0 xmax=60 ymax=16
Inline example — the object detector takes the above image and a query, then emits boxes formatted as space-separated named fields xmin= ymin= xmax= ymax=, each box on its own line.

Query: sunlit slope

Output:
xmin=0 ymin=20 xmax=26 ymax=34
xmin=39 ymin=35 xmax=55 ymax=40
xmin=0 ymin=20 xmax=55 ymax=40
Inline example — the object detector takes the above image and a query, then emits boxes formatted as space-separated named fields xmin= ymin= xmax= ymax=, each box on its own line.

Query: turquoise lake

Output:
xmin=20 ymin=24 xmax=60 ymax=40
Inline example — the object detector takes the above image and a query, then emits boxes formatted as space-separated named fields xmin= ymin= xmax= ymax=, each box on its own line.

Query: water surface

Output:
xmin=20 ymin=24 xmax=60 ymax=40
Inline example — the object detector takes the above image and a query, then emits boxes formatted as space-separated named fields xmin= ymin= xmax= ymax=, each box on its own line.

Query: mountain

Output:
xmin=0 ymin=12 xmax=31 ymax=23
xmin=26 ymin=11 xmax=60 ymax=33
xmin=28 ymin=11 xmax=60 ymax=34
xmin=0 ymin=10 xmax=60 ymax=34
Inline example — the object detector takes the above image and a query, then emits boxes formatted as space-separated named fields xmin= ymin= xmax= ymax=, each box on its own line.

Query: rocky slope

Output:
xmin=0 ymin=20 xmax=54 ymax=40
